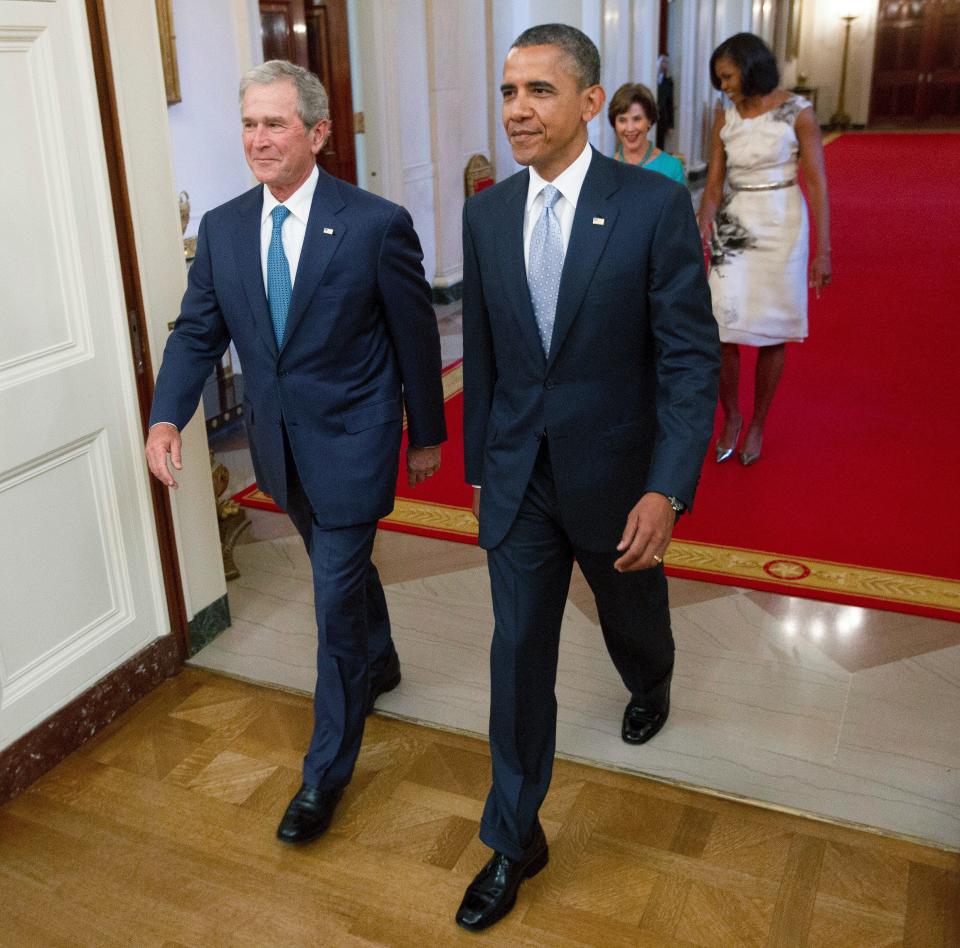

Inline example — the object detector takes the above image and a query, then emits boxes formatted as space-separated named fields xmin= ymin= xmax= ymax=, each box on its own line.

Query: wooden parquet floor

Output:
xmin=1 ymin=669 xmax=957 ymax=947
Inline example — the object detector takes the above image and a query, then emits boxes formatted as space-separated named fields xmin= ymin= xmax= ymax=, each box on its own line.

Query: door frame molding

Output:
xmin=85 ymin=0 xmax=189 ymax=658
xmin=0 ymin=0 xmax=190 ymax=804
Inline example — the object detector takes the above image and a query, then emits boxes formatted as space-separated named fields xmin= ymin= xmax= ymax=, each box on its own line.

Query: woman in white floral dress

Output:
xmin=697 ymin=33 xmax=831 ymax=465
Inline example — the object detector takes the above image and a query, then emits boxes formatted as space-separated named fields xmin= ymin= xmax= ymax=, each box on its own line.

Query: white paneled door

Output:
xmin=0 ymin=0 xmax=169 ymax=749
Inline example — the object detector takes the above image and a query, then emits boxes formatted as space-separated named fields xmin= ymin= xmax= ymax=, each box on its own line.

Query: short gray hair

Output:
xmin=512 ymin=24 xmax=601 ymax=89
xmin=239 ymin=60 xmax=329 ymax=127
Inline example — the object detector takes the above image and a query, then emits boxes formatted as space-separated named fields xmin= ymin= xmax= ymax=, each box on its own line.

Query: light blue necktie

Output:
xmin=528 ymin=184 xmax=564 ymax=356
xmin=267 ymin=205 xmax=292 ymax=347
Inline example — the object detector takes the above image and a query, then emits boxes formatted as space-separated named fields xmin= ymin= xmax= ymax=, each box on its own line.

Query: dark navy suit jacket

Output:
xmin=151 ymin=169 xmax=446 ymax=527
xmin=463 ymin=148 xmax=719 ymax=551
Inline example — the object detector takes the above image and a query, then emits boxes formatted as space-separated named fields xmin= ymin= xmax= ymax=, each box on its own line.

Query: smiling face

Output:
xmin=500 ymin=44 xmax=604 ymax=181
xmin=241 ymin=79 xmax=328 ymax=201
xmin=713 ymin=56 xmax=744 ymax=103
xmin=614 ymin=102 xmax=653 ymax=155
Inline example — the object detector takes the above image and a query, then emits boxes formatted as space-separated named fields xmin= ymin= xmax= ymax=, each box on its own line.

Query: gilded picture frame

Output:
xmin=155 ymin=0 xmax=181 ymax=105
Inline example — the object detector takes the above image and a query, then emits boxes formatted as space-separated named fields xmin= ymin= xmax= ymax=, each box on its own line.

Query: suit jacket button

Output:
xmin=545 ymin=380 xmax=556 ymax=390
xmin=278 ymin=369 xmax=287 ymax=377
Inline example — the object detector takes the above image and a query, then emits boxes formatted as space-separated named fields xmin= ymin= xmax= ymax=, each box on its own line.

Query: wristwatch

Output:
xmin=666 ymin=495 xmax=686 ymax=515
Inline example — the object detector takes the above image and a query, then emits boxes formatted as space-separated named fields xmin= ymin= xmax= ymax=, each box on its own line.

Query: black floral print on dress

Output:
xmin=771 ymin=96 xmax=804 ymax=125
xmin=708 ymin=202 xmax=757 ymax=272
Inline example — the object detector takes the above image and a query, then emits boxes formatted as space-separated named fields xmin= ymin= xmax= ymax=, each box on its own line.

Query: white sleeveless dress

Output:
xmin=707 ymin=95 xmax=812 ymax=346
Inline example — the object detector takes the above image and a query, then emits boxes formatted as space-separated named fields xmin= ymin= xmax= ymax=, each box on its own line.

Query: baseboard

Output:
xmin=0 ymin=635 xmax=181 ymax=806
xmin=187 ymin=593 xmax=231 ymax=657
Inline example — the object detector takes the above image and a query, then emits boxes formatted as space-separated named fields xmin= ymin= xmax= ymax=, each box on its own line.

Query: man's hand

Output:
xmin=145 ymin=423 xmax=183 ymax=489
xmin=407 ymin=444 xmax=441 ymax=487
xmin=471 ymin=486 xmax=481 ymax=521
xmin=614 ymin=492 xmax=676 ymax=572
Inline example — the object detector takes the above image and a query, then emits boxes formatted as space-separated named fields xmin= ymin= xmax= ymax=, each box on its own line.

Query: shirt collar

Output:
xmin=261 ymin=164 xmax=319 ymax=226
xmin=526 ymin=140 xmax=593 ymax=213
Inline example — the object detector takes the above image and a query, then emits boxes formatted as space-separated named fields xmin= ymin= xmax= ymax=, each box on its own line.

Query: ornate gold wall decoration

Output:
xmin=156 ymin=0 xmax=181 ymax=105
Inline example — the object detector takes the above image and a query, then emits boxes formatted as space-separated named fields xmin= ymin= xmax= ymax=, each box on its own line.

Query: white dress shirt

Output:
xmin=260 ymin=164 xmax=319 ymax=292
xmin=469 ymin=142 xmax=593 ymax=485
xmin=150 ymin=166 xmax=320 ymax=433
xmin=523 ymin=140 xmax=593 ymax=271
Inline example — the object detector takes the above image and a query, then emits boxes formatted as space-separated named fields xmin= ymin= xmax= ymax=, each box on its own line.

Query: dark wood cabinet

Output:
xmin=870 ymin=0 xmax=960 ymax=126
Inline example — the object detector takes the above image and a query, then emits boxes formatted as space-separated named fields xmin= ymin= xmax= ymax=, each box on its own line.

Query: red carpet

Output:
xmin=236 ymin=134 xmax=960 ymax=620
xmin=667 ymin=132 xmax=960 ymax=619
xmin=232 ymin=361 xmax=476 ymax=543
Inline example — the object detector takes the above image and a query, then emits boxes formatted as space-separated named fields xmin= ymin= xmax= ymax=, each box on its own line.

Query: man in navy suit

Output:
xmin=457 ymin=25 xmax=719 ymax=930
xmin=146 ymin=61 xmax=446 ymax=844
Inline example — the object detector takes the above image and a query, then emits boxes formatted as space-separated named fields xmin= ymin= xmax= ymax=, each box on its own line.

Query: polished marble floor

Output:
xmin=197 ymin=304 xmax=960 ymax=852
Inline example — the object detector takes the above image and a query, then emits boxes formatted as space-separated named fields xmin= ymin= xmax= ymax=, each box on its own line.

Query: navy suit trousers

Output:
xmin=283 ymin=430 xmax=394 ymax=790
xmin=480 ymin=440 xmax=674 ymax=859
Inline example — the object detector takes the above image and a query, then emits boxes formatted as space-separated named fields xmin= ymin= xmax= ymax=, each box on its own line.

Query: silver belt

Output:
xmin=730 ymin=178 xmax=797 ymax=192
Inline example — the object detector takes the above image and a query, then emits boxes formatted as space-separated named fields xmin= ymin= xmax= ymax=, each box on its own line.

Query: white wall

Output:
xmin=346 ymin=0 xmax=368 ymax=186
xmin=352 ymin=1 xmax=436 ymax=281
xmin=166 ymin=0 xmax=261 ymax=234
xmin=798 ymin=0 xmax=876 ymax=125
xmin=674 ymin=0 xmax=723 ymax=173
xmin=597 ymin=0 xmax=659 ymax=159
xmin=426 ymin=0 xmax=490 ymax=289
xmin=107 ymin=0 xmax=226 ymax=623
xmin=489 ymin=0 xmax=609 ymax=174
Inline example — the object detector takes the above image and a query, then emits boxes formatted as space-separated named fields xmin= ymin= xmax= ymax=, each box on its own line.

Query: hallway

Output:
xmin=196 ymin=292 xmax=960 ymax=852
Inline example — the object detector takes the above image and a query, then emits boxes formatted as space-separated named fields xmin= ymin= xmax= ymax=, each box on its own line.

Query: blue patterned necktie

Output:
xmin=267 ymin=204 xmax=292 ymax=347
xmin=527 ymin=184 xmax=564 ymax=356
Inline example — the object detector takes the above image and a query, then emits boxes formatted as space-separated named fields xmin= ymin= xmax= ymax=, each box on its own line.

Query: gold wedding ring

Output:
xmin=652 ymin=554 xmax=663 ymax=565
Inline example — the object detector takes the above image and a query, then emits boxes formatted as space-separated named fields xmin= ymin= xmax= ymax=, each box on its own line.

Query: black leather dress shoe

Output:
xmin=622 ymin=690 xmax=670 ymax=745
xmin=455 ymin=827 xmax=548 ymax=932
xmin=365 ymin=650 xmax=401 ymax=715
xmin=276 ymin=784 xmax=343 ymax=844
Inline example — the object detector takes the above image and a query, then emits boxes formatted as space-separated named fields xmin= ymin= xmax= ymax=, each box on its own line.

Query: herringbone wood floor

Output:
xmin=1 ymin=669 xmax=956 ymax=947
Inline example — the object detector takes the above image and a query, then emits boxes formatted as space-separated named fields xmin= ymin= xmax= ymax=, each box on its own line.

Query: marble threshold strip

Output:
xmin=361 ymin=700 xmax=960 ymax=856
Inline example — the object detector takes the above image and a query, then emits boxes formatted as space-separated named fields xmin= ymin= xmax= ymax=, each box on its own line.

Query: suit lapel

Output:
xmin=496 ymin=170 xmax=545 ymax=366
xmin=234 ymin=186 xmax=278 ymax=360
xmin=281 ymin=169 xmax=346 ymax=350
xmin=547 ymin=150 xmax=619 ymax=372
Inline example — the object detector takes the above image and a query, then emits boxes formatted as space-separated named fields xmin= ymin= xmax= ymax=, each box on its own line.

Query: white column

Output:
xmin=354 ymin=0 xmax=437 ymax=281
xmin=425 ymin=0 xmax=489 ymax=289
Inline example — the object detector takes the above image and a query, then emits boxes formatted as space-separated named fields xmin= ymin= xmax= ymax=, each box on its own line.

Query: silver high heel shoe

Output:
xmin=739 ymin=430 xmax=763 ymax=466
xmin=715 ymin=420 xmax=742 ymax=463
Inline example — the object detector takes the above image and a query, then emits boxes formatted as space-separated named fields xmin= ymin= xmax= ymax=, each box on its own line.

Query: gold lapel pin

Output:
xmin=592 ymin=217 xmax=605 ymax=226
xmin=323 ymin=227 xmax=334 ymax=235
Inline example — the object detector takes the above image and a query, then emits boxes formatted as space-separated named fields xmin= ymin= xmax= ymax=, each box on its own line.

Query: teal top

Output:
xmin=615 ymin=144 xmax=687 ymax=186
xmin=643 ymin=151 xmax=686 ymax=185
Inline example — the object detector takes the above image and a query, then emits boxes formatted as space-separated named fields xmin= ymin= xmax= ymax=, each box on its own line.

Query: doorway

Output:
xmin=870 ymin=0 xmax=960 ymax=126
xmin=259 ymin=0 xmax=357 ymax=182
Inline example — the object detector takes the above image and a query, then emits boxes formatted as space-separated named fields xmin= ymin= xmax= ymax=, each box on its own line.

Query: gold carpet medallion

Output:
xmin=667 ymin=539 xmax=960 ymax=616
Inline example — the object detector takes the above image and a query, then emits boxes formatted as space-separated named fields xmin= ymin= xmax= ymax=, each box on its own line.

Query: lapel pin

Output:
xmin=323 ymin=227 xmax=334 ymax=235
xmin=592 ymin=217 xmax=605 ymax=226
